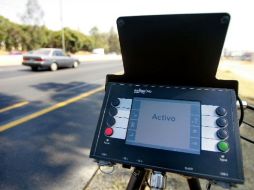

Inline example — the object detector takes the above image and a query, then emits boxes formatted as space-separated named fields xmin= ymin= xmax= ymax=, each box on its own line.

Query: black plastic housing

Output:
xmin=107 ymin=13 xmax=238 ymax=93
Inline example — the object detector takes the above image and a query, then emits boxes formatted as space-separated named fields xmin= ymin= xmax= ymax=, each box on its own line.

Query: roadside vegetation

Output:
xmin=0 ymin=0 xmax=120 ymax=54
xmin=0 ymin=15 xmax=120 ymax=54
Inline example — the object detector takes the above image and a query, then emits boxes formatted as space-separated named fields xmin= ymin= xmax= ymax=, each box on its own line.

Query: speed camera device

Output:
xmin=90 ymin=13 xmax=244 ymax=185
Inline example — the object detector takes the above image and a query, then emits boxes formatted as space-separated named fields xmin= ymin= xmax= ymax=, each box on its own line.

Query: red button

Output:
xmin=105 ymin=127 xmax=113 ymax=136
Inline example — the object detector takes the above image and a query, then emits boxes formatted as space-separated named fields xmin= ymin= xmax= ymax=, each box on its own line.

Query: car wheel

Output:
xmin=73 ymin=61 xmax=79 ymax=68
xmin=50 ymin=63 xmax=58 ymax=71
xmin=31 ymin=66 xmax=38 ymax=71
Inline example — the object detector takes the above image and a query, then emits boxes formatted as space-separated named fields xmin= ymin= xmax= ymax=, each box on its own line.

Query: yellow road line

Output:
xmin=0 ymin=70 xmax=124 ymax=133
xmin=0 ymin=101 xmax=29 ymax=113
xmin=0 ymin=86 xmax=104 ymax=133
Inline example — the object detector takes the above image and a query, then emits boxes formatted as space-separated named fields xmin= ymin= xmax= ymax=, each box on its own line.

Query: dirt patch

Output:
xmin=217 ymin=61 xmax=254 ymax=105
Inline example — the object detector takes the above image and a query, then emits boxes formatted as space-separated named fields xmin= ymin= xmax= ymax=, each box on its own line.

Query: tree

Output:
xmin=107 ymin=27 xmax=121 ymax=54
xmin=89 ymin=26 xmax=99 ymax=37
xmin=21 ymin=0 xmax=44 ymax=26
xmin=47 ymin=31 xmax=62 ymax=49
xmin=44 ymin=28 xmax=92 ymax=53
xmin=89 ymin=26 xmax=108 ymax=50
xmin=64 ymin=28 xmax=92 ymax=53
xmin=0 ymin=16 xmax=25 ymax=51
xmin=0 ymin=14 xmax=108 ymax=53
xmin=18 ymin=0 xmax=45 ymax=50
xmin=0 ymin=16 xmax=9 ymax=49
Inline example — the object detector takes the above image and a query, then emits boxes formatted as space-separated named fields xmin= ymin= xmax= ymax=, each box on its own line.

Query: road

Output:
xmin=0 ymin=60 xmax=123 ymax=190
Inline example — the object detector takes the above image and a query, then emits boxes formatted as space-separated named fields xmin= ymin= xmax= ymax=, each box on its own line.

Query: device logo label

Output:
xmin=134 ymin=88 xmax=152 ymax=94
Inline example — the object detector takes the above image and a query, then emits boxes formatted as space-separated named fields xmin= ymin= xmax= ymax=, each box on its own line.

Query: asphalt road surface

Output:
xmin=0 ymin=60 xmax=123 ymax=190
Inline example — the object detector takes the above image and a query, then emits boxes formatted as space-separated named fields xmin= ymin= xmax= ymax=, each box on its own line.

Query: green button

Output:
xmin=217 ymin=141 xmax=229 ymax=152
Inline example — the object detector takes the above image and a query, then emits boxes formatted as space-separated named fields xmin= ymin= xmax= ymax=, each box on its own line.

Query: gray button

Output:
xmin=217 ymin=129 xmax=229 ymax=139
xmin=132 ymin=100 xmax=141 ymax=109
xmin=190 ymin=138 xmax=200 ymax=149
xmin=109 ymin=106 xmax=118 ymax=116
xmin=128 ymin=120 xmax=138 ymax=130
xmin=111 ymin=98 xmax=120 ymax=107
xmin=191 ymin=116 xmax=200 ymax=125
xmin=107 ymin=117 xmax=116 ymax=127
xmin=130 ymin=110 xmax=139 ymax=119
xmin=190 ymin=128 xmax=200 ymax=138
xmin=126 ymin=130 xmax=136 ymax=141
xmin=216 ymin=118 xmax=228 ymax=127
xmin=216 ymin=107 xmax=227 ymax=116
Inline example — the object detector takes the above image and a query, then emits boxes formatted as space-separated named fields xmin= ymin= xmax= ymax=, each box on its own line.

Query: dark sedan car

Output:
xmin=22 ymin=48 xmax=80 ymax=71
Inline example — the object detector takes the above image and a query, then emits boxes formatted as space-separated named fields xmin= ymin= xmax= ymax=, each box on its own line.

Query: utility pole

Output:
xmin=60 ymin=0 xmax=65 ymax=52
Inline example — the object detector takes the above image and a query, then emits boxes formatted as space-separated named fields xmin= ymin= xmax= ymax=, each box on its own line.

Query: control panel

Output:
xmin=90 ymin=82 xmax=244 ymax=184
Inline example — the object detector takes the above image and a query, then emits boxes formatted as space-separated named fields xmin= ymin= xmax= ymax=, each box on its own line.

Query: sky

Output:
xmin=1 ymin=0 xmax=254 ymax=51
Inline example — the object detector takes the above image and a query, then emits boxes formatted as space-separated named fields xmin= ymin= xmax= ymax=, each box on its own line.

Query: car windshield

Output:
xmin=30 ymin=49 xmax=51 ymax=55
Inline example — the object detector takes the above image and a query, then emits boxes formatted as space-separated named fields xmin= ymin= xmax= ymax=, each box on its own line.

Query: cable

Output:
xmin=243 ymin=121 xmax=254 ymax=129
xmin=241 ymin=135 xmax=254 ymax=144
xmin=237 ymin=97 xmax=254 ymax=144
xmin=239 ymin=99 xmax=254 ymax=144
xmin=247 ymin=104 xmax=254 ymax=111
xmin=206 ymin=182 xmax=212 ymax=190
xmin=83 ymin=167 xmax=99 ymax=190
xmin=237 ymin=96 xmax=244 ymax=127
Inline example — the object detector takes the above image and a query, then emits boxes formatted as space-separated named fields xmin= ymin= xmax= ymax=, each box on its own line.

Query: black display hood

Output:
xmin=106 ymin=13 xmax=238 ymax=94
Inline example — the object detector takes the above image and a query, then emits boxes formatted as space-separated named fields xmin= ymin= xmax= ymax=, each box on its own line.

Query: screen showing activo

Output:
xmin=126 ymin=98 xmax=201 ymax=154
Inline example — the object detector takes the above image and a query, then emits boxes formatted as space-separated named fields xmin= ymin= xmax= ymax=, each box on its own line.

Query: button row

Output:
xmin=201 ymin=105 xmax=230 ymax=152
xmin=215 ymin=106 xmax=229 ymax=152
xmin=105 ymin=98 xmax=120 ymax=137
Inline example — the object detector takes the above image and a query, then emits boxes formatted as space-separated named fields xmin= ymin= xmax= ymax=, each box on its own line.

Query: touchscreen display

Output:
xmin=126 ymin=98 xmax=201 ymax=154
